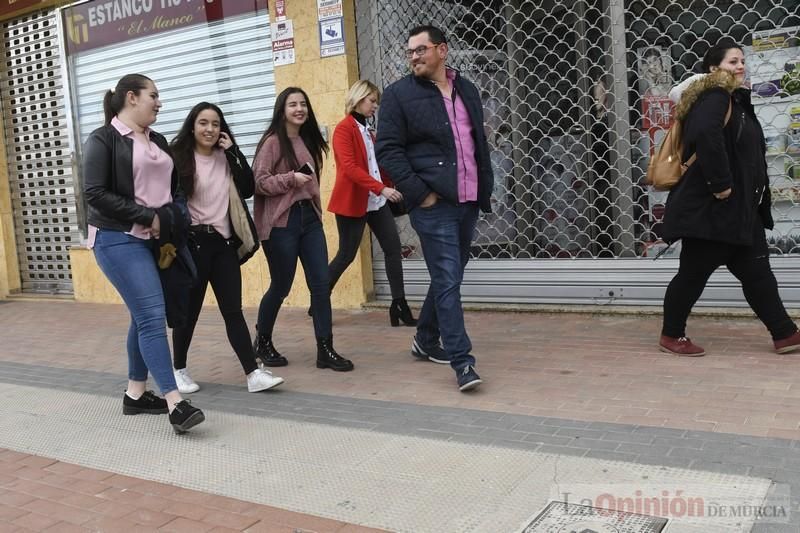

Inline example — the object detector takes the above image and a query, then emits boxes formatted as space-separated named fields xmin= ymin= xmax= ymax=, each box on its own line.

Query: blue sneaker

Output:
xmin=411 ymin=336 xmax=451 ymax=364
xmin=456 ymin=365 xmax=482 ymax=392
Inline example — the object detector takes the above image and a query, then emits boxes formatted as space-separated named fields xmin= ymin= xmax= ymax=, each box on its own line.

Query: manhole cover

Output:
xmin=521 ymin=501 xmax=668 ymax=533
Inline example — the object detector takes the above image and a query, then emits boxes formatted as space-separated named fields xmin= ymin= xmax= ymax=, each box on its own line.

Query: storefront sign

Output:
xmin=62 ymin=0 xmax=267 ymax=54
xmin=319 ymin=16 xmax=344 ymax=57
xmin=271 ymin=18 xmax=295 ymax=66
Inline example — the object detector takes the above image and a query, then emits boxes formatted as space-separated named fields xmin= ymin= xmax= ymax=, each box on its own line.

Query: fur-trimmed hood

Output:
xmin=671 ymin=70 xmax=739 ymax=121
xmin=668 ymin=73 xmax=706 ymax=103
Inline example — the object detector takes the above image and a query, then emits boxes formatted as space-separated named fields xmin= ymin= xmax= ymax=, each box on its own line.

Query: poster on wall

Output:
xmin=317 ymin=0 xmax=343 ymax=20
xmin=636 ymin=45 xmax=674 ymax=250
xmin=271 ymin=19 xmax=296 ymax=66
xmin=636 ymin=45 xmax=674 ymax=136
xmin=317 ymin=0 xmax=344 ymax=57
xmin=275 ymin=0 xmax=286 ymax=20
xmin=637 ymin=46 xmax=673 ymax=97
xmin=319 ymin=17 xmax=345 ymax=57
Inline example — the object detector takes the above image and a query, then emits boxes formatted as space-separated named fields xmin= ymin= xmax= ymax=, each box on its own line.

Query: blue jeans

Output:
xmin=409 ymin=201 xmax=479 ymax=370
xmin=258 ymin=201 xmax=332 ymax=338
xmin=93 ymin=230 xmax=178 ymax=395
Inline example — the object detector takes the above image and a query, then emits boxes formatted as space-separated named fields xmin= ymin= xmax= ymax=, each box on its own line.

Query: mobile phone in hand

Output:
xmin=297 ymin=162 xmax=314 ymax=175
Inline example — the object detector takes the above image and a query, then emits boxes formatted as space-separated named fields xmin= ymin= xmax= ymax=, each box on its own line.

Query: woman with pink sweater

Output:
xmin=251 ymin=87 xmax=354 ymax=372
xmin=169 ymin=102 xmax=285 ymax=393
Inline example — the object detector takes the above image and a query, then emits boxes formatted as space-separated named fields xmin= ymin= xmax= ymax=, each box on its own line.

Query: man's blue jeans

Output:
xmin=93 ymin=229 xmax=178 ymax=395
xmin=408 ymin=201 xmax=479 ymax=370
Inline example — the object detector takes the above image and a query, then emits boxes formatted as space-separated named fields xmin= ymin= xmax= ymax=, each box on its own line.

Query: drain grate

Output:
xmin=521 ymin=501 xmax=668 ymax=533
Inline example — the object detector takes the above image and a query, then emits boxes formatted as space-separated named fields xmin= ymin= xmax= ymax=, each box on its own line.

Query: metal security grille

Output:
xmin=1 ymin=10 xmax=78 ymax=294
xmin=357 ymin=0 xmax=800 ymax=306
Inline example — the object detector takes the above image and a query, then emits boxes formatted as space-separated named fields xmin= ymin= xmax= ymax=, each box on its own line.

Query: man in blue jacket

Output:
xmin=376 ymin=25 xmax=494 ymax=392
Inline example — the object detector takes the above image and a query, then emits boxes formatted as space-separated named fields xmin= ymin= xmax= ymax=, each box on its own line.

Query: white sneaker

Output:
xmin=174 ymin=368 xmax=199 ymax=394
xmin=247 ymin=368 xmax=284 ymax=392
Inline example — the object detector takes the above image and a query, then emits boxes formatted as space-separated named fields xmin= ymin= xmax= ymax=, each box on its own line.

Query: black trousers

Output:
xmin=172 ymin=230 xmax=258 ymax=375
xmin=662 ymin=222 xmax=796 ymax=341
xmin=328 ymin=203 xmax=405 ymax=299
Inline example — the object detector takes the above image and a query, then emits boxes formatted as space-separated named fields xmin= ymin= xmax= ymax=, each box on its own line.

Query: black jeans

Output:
xmin=172 ymin=229 xmax=258 ymax=375
xmin=328 ymin=203 xmax=405 ymax=299
xmin=662 ymin=222 xmax=797 ymax=341
xmin=258 ymin=200 xmax=332 ymax=338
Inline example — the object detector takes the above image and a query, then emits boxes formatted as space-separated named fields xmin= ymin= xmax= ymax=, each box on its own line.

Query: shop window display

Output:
xmin=744 ymin=25 xmax=800 ymax=254
xmin=356 ymin=0 xmax=800 ymax=305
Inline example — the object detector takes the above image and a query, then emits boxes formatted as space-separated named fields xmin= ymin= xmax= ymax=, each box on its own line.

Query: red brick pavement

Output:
xmin=0 ymin=448 xmax=387 ymax=533
xmin=2 ymin=300 xmax=800 ymax=439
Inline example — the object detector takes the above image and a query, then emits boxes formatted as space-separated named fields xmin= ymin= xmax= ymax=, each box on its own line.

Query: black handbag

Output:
xmin=388 ymin=199 xmax=408 ymax=217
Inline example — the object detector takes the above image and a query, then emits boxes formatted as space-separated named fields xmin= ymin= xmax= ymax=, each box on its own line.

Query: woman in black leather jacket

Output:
xmin=169 ymin=102 xmax=284 ymax=394
xmin=659 ymin=43 xmax=800 ymax=357
xmin=82 ymin=74 xmax=204 ymax=434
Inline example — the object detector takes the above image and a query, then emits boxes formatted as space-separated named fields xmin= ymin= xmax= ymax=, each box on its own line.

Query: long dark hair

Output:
xmin=170 ymin=102 xmax=237 ymax=198
xmin=702 ymin=41 xmax=744 ymax=73
xmin=103 ymin=74 xmax=152 ymax=125
xmin=256 ymin=87 xmax=329 ymax=174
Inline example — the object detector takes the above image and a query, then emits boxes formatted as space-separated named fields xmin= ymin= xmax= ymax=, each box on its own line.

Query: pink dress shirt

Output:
xmin=443 ymin=68 xmax=479 ymax=203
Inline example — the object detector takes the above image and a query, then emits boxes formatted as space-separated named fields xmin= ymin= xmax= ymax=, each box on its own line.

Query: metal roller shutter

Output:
xmin=1 ymin=9 xmax=79 ymax=295
xmin=69 ymin=13 xmax=275 ymax=161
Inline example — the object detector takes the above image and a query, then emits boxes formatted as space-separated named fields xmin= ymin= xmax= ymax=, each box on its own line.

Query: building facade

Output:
xmin=0 ymin=0 xmax=799 ymax=309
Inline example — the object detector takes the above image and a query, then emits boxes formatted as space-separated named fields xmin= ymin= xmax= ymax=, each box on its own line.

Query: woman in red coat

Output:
xmin=327 ymin=80 xmax=416 ymax=326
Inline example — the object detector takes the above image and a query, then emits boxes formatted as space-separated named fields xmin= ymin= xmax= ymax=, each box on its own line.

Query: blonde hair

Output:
xmin=344 ymin=80 xmax=381 ymax=115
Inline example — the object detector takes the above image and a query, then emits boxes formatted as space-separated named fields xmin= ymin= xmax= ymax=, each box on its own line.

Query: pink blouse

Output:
xmin=87 ymin=116 xmax=173 ymax=247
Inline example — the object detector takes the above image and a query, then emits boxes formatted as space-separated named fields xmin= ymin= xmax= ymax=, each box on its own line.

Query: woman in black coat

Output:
xmin=659 ymin=41 xmax=800 ymax=357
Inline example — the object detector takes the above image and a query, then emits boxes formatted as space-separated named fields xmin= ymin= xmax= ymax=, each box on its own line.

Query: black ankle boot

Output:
xmin=253 ymin=328 xmax=288 ymax=367
xmin=389 ymin=297 xmax=417 ymax=327
xmin=316 ymin=336 xmax=354 ymax=371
